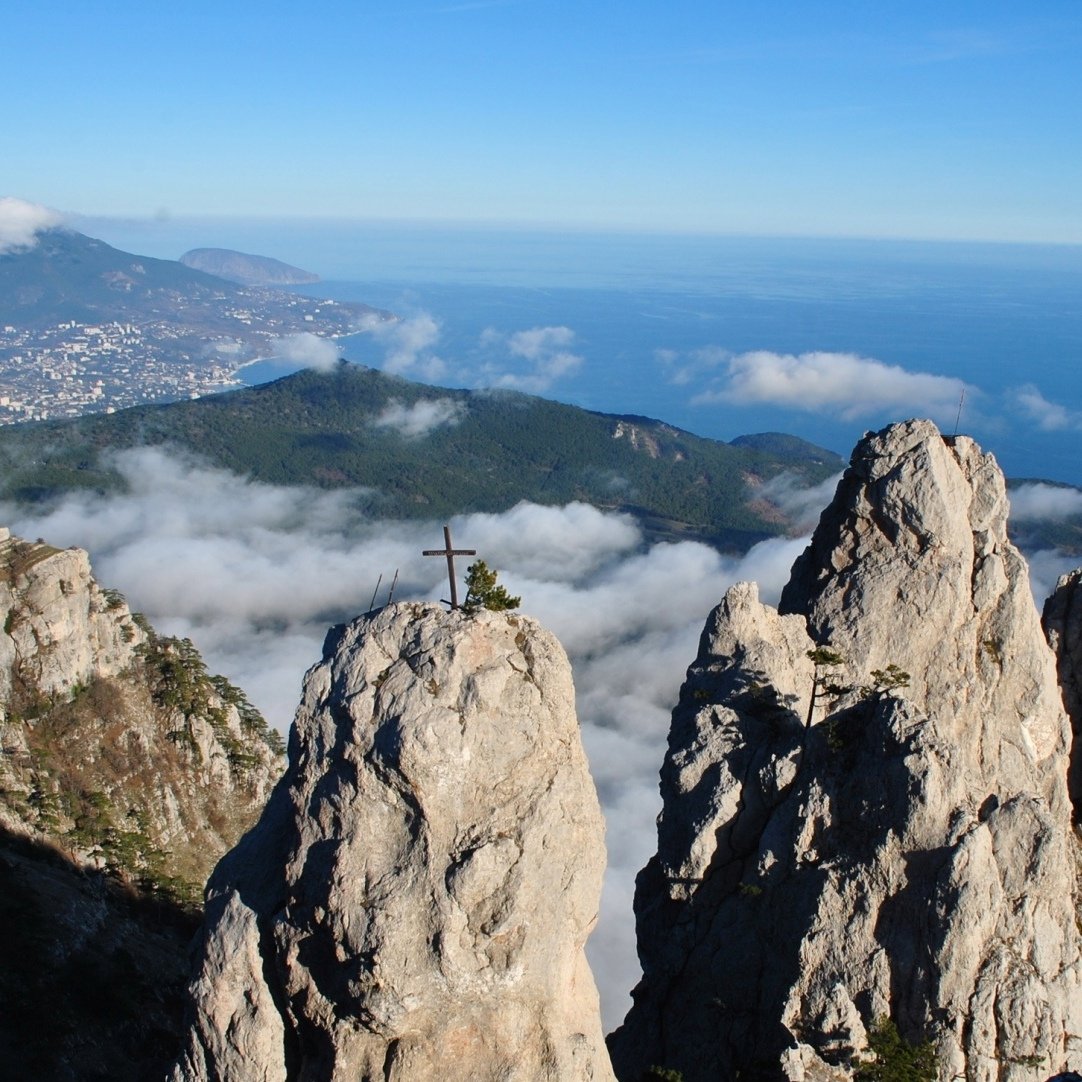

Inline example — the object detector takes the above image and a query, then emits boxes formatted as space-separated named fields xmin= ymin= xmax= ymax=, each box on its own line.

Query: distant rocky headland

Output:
xmin=179 ymin=247 xmax=321 ymax=286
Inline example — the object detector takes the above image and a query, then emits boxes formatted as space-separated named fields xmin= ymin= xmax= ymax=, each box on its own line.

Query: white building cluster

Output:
xmin=0 ymin=289 xmax=363 ymax=423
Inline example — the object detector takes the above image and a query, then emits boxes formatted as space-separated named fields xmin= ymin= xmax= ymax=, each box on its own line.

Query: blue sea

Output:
xmin=91 ymin=219 xmax=1082 ymax=484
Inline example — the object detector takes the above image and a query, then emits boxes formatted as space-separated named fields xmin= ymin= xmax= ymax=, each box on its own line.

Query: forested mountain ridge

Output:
xmin=0 ymin=361 xmax=844 ymax=550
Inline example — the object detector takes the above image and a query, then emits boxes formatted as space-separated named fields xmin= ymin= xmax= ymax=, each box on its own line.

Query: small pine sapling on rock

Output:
xmin=462 ymin=560 xmax=521 ymax=614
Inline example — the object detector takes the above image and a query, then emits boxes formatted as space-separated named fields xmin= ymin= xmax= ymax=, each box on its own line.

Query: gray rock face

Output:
xmin=169 ymin=602 xmax=614 ymax=1082
xmin=1042 ymin=568 xmax=1082 ymax=818
xmin=0 ymin=530 xmax=283 ymax=895
xmin=0 ymin=531 xmax=140 ymax=706
xmin=611 ymin=420 xmax=1082 ymax=1082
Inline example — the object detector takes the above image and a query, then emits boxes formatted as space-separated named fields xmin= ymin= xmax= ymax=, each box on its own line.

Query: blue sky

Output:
xmin=4 ymin=1 xmax=1081 ymax=242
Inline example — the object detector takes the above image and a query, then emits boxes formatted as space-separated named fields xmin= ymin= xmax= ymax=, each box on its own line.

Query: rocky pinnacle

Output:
xmin=610 ymin=420 xmax=1081 ymax=1082
xmin=168 ymin=602 xmax=614 ymax=1082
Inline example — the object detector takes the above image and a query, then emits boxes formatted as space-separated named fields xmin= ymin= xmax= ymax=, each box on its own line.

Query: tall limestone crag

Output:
xmin=168 ymin=602 xmax=615 ymax=1082
xmin=1042 ymin=568 xmax=1082 ymax=819
xmin=610 ymin=420 xmax=1082 ymax=1082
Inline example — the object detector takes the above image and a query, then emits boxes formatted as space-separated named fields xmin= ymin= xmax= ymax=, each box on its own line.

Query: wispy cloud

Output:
xmin=1012 ymin=384 xmax=1082 ymax=432
xmin=372 ymin=397 xmax=465 ymax=438
xmin=359 ymin=312 xmax=447 ymax=382
xmin=756 ymin=471 xmax=844 ymax=533
xmin=269 ymin=331 xmax=339 ymax=372
xmin=0 ymin=196 xmax=64 ymax=255
xmin=479 ymin=325 xmax=583 ymax=393
xmin=684 ymin=349 xmax=969 ymax=423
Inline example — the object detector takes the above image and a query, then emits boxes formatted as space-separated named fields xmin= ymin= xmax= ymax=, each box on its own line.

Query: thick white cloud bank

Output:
xmin=3 ymin=448 xmax=1073 ymax=1029
xmin=269 ymin=331 xmax=340 ymax=372
xmin=1009 ymin=482 xmax=1082 ymax=522
xmin=686 ymin=349 xmax=970 ymax=423
xmin=0 ymin=196 xmax=64 ymax=254
xmin=0 ymin=447 xmax=814 ymax=1030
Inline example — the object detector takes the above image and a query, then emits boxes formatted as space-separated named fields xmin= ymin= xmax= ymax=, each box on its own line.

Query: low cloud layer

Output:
xmin=269 ymin=331 xmax=340 ymax=372
xmin=757 ymin=471 xmax=844 ymax=532
xmin=689 ymin=349 xmax=970 ymax=422
xmin=0 ymin=447 xmax=824 ymax=1030
xmin=1008 ymin=482 xmax=1082 ymax=522
xmin=0 ymin=196 xmax=63 ymax=255
xmin=372 ymin=397 xmax=465 ymax=438
xmin=6 ymin=454 xmax=1072 ymax=1029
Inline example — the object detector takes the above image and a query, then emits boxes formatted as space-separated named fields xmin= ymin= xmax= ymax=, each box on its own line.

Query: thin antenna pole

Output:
xmin=953 ymin=388 xmax=966 ymax=437
xmin=386 ymin=569 xmax=399 ymax=605
xmin=368 ymin=573 xmax=383 ymax=613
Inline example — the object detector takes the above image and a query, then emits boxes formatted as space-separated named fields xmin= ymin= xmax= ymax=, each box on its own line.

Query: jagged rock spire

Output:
xmin=610 ymin=420 xmax=1080 ymax=1082
xmin=168 ymin=602 xmax=614 ymax=1082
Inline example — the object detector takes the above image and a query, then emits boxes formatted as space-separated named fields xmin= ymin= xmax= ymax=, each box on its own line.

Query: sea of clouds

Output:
xmin=2 ymin=230 xmax=1081 ymax=1023
xmin=0 ymin=446 xmax=816 ymax=1028
xmin=3 ymin=448 xmax=1079 ymax=1028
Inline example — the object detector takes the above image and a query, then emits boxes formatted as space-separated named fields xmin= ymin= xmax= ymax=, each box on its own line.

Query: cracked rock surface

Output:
xmin=168 ymin=602 xmax=614 ymax=1082
xmin=610 ymin=420 xmax=1082 ymax=1082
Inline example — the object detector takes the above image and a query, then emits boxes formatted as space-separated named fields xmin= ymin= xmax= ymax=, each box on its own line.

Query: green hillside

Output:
xmin=0 ymin=363 xmax=844 ymax=551
xmin=0 ymin=228 xmax=238 ymax=328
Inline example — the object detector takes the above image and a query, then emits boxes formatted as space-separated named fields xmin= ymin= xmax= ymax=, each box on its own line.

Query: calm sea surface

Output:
xmin=89 ymin=219 xmax=1082 ymax=483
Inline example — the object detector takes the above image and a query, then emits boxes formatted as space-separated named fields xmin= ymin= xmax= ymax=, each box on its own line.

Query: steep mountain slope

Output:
xmin=1043 ymin=568 xmax=1082 ymax=819
xmin=610 ymin=420 xmax=1081 ymax=1082
xmin=0 ymin=526 xmax=286 ymax=1079
xmin=0 ymin=527 xmax=283 ymax=901
xmin=0 ymin=828 xmax=197 ymax=1081
xmin=0 ymin=362 xmax=844 ymax=550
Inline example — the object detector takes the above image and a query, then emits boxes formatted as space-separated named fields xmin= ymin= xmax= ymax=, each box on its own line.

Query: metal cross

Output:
xmin=422 ymin=525 xmax=476 ymax=610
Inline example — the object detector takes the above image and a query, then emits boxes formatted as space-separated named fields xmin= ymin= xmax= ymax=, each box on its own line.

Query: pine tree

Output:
xmin=462 ymin=560 xmax=521 ymax=613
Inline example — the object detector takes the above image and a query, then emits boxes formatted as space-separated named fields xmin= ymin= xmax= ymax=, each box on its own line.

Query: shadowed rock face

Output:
xmin=610 ymin=420 xmax=1082 ymax=1082
xmin=168 ymin=602 xmax=614 ymax=1082
xmin=1043 ymin=568 xmax=1082 ymax=819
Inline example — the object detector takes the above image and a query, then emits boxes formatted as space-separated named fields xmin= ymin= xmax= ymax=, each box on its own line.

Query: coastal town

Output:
xmin=0 ymin=288 xmax=376 ymax=423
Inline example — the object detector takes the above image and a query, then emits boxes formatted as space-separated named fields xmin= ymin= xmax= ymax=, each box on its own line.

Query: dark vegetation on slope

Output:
xmin=0 ymin=228 xmax=249 ymax=328
xmin=0 ymin=826 xmax=195 ymax=1082
xmin=0 ymin=361 xmax=844 ymax=551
